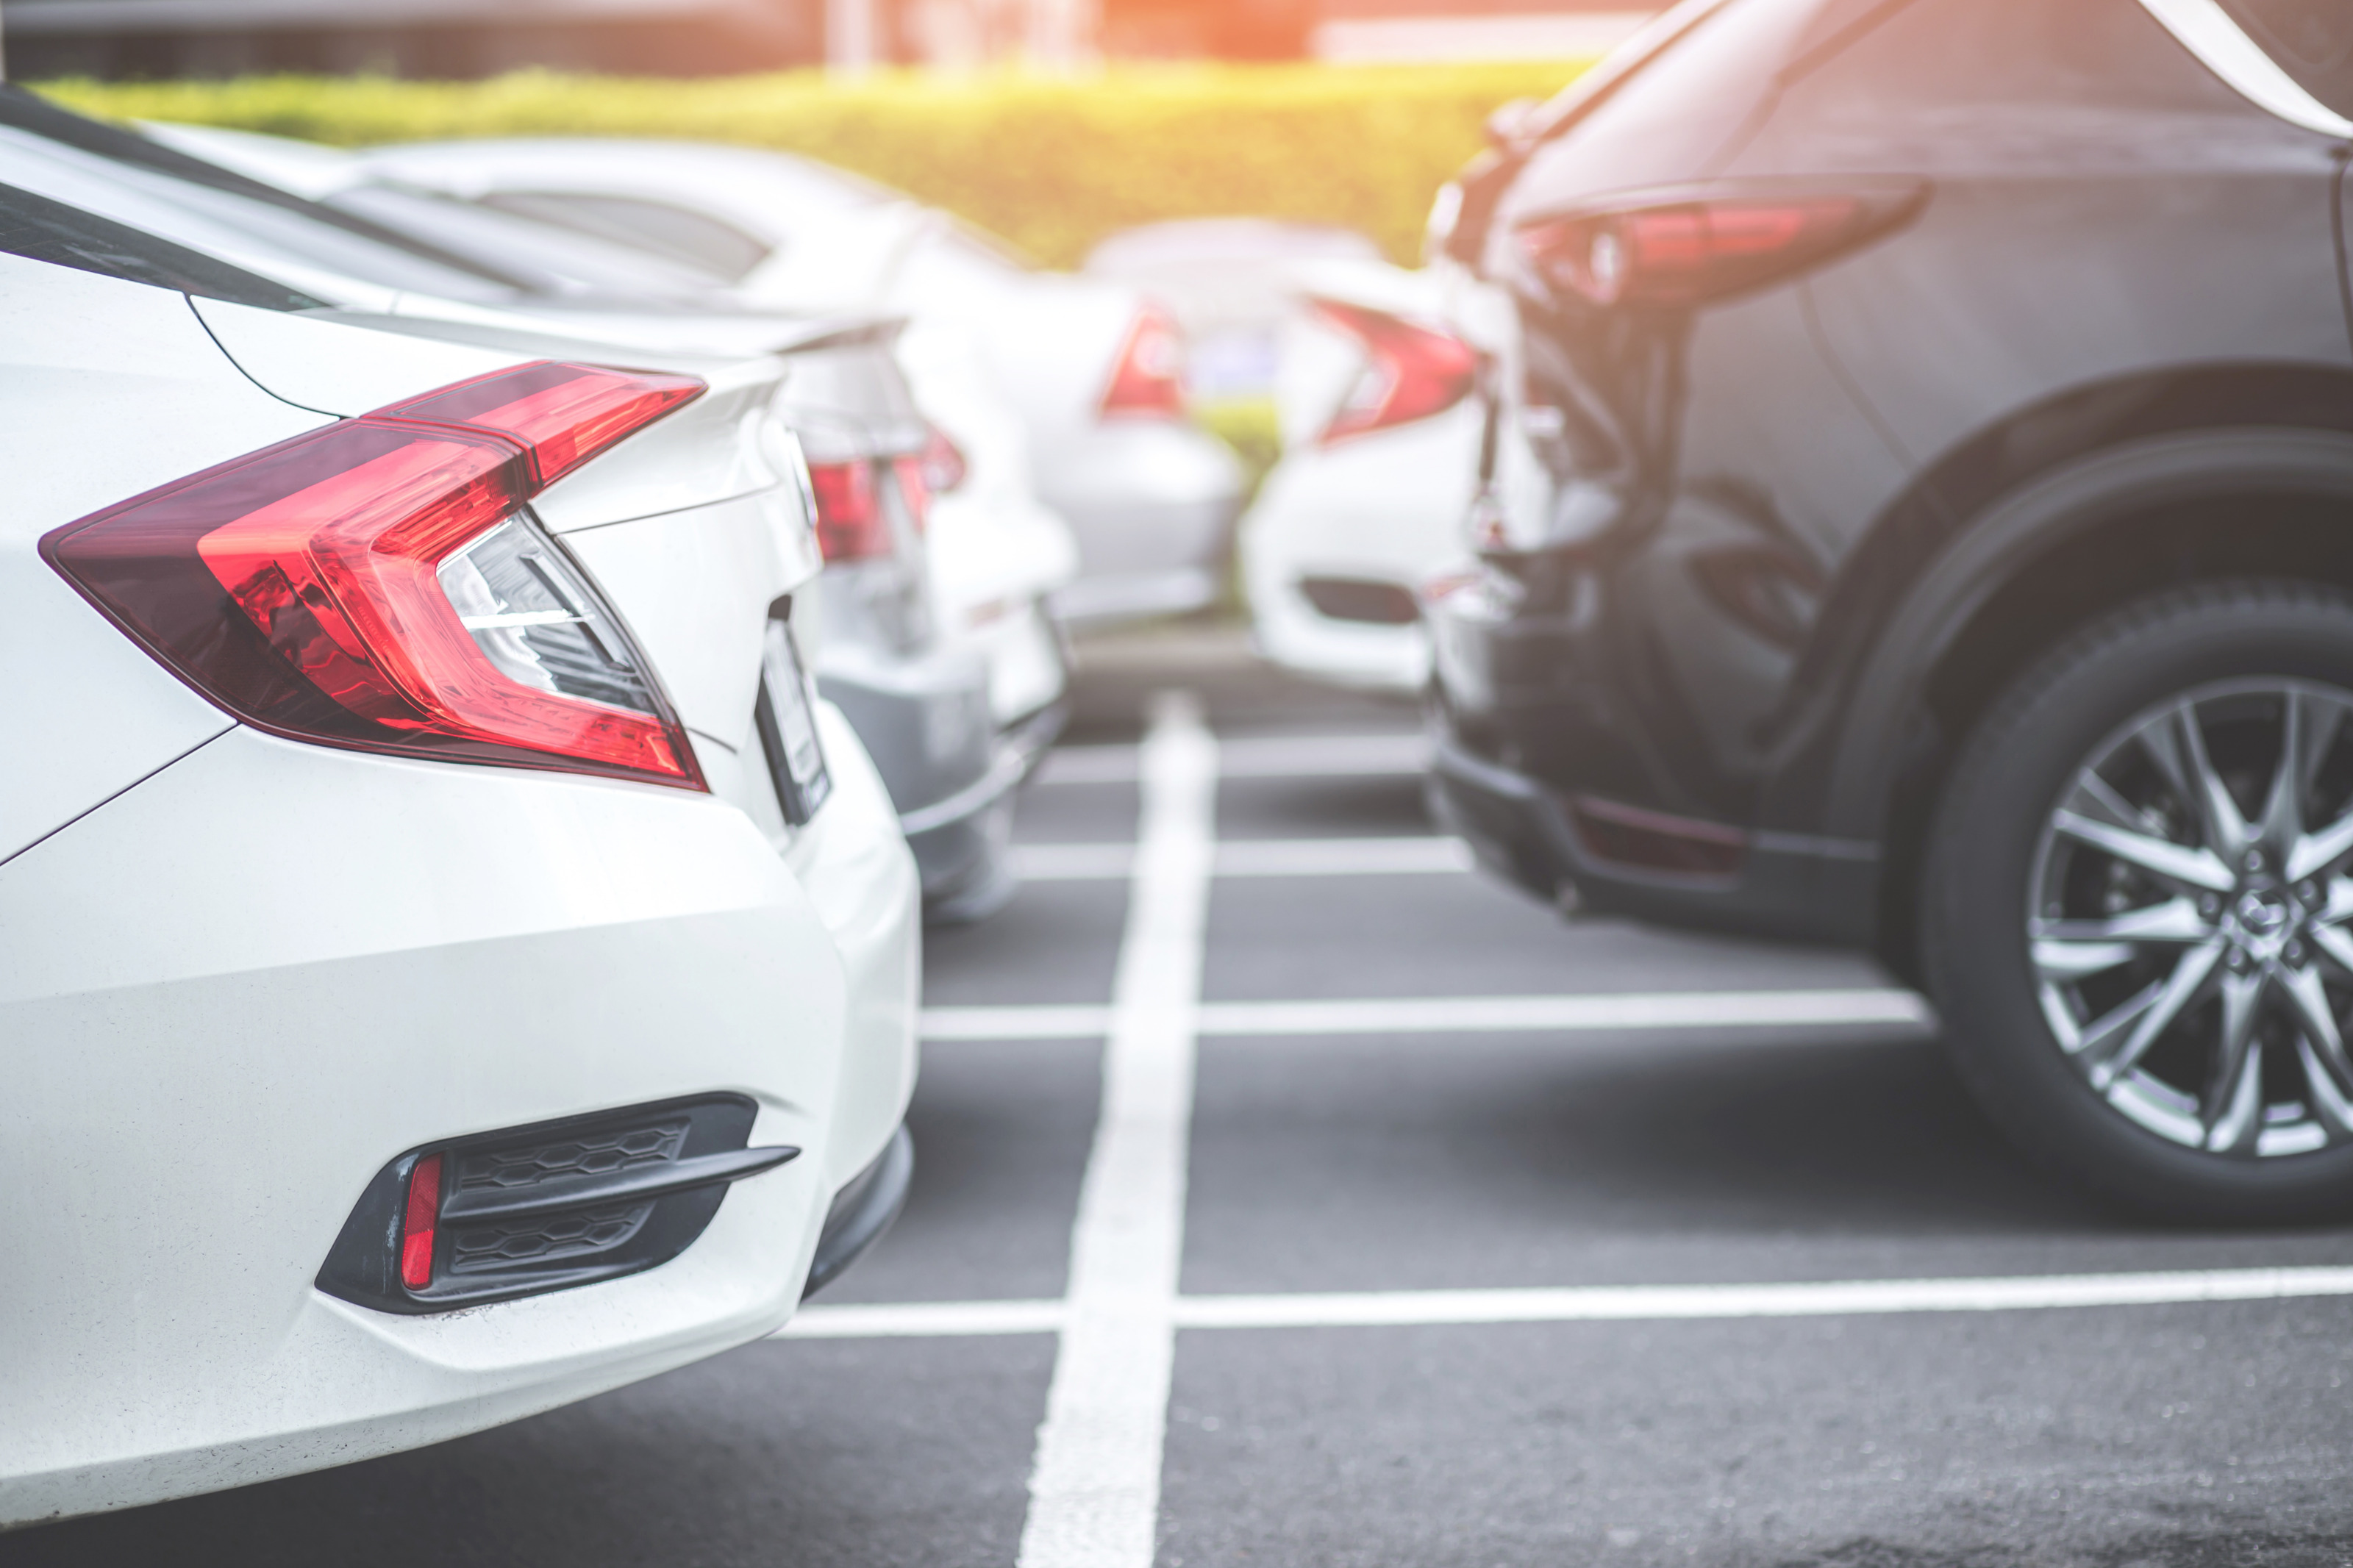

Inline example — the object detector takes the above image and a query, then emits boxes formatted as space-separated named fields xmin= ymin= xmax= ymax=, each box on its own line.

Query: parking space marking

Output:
xmin=918 ymin=989 xmax=1932 ymax=1042
xmin=1035 ymin=732 xmax=1424 ymax=786
xmin=1015 ymin=692 xmax=1216 ymax=1568
xmin=1014 ymin=836 xmax=1474 ymax=882
xmin=781 ymin=1265 xmax=2353 ymax=1341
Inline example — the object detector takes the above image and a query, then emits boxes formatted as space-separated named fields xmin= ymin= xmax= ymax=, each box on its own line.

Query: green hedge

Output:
xmin=36 ymin=62 xmax=1589 ymax=268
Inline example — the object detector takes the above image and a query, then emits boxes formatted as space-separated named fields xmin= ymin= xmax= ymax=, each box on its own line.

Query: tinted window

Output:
xmin=0 ymin=181 xmax=322 ymax=309
xmin=2220 ymin=0 xmax=2353 ymax=118
xmin=479 ymin=191 xmax=772 ymax=282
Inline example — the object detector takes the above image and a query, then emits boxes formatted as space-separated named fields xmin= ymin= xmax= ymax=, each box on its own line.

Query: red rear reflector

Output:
xmin=1569 ymin=795 xmax=1746 ymax=881
xmin=1310 ymin=298 xmax=1479 ymax=445
xmin=1099 ymin=303 xmax=1188 ymax=419
xmin=1515 ymin=182 xmax=1926 ymax=309
xmin=388 ymin=361 xmax=704 ymax=487
xmin=809 ymin=458 xmax=894 ymax=562
xmin=43 ymin=362 xmax=704 ymax=789
xmin=400 ymin=1153 xmax=443 ymax=1291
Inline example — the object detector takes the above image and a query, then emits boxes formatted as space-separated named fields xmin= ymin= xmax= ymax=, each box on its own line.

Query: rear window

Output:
xmin=0 ymin=181 xmax=322 ymax=309
xmin=2218 ymin=0 xmax=2353 ymax=119
xmin=479 ymin=192 xmax=772 ymax=283
xmin=4 ymin=86 xmax=531 ymax=299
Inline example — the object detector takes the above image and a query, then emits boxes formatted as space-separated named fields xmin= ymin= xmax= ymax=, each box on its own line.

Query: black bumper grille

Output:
xmin=317 ymin=1095 xmax=797 ymax=1314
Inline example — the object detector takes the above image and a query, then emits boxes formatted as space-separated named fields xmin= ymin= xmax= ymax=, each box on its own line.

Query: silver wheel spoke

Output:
xmin=2288 ymin=809 xmax=2353 ymax=884
xmin=2310 ymin=920 xmax=2353 ymax=978
xmin=2073 ymin=769 xmax=2157 ymax=834
xmin=2030 ymin=898 xmax=2213 ymax=981
xmin=2278 ymin=962 xmax=2353 ymax=1081
xmin=2202 ymin=969 xmax=2266 ymax=1153
xmin=2086 ymin=940 xmax=2222 ymax=1088
xmin=2259 ymin=688 xmax=2338 ymax=854
xmin=2052 ymin=810 xmax=2234 ymax=892
xmin=2297 ymin=1039 xmax=2353 ymax=1136
xmin=2173 ymin=705 xmax=2254 ymax=864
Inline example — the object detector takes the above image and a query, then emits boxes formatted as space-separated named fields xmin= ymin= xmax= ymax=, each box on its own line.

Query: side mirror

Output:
xmin=1485 ymin=98 xmax=1540 ymax=149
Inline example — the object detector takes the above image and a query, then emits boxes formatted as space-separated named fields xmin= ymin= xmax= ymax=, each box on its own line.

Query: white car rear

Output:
xmin=1240 ymin=259 xmax=1490 ymax=693
xmin=0 ymin=202 xmax=918 ymax=1524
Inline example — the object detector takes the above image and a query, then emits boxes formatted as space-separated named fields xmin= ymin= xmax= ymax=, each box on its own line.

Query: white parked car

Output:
xmin=1 ymin=188 xmax=920 ymax=1522
xmin=1240 ymin=258 xmax=1493 ymax=692
xmin=247 ymin=135 xmax=1248 ymax=626
xmin=11 ymin=95 xmax=1046 ymax=920
xmin=1083 ymin=217 xmax=1386 ymax=405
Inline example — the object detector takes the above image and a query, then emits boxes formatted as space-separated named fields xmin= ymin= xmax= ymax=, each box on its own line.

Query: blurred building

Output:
xmin=5 ymin=0 xmax=822 ymax=76
xmin=1 ymin=0 xmax=1655 ymax=78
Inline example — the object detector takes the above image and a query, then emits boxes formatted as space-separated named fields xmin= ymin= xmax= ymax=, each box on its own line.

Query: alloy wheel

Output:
xmin=2029 ymin=678 xmax=2353 ymax=1156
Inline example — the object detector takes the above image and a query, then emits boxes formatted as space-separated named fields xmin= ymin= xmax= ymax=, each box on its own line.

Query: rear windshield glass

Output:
xmin=2 ymin=86 xmax=533 ymax=299
xmin=0 ymin=181 xmax=323 ymax=309
xmin=2218 ymin=0 xmax=2353 ymax=119
xmin=479 ymin=191 xmax=773 ymax=283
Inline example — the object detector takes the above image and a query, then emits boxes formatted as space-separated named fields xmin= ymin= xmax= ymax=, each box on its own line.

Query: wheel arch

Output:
xmin=1818 ymin=369 xmax=2353 ymax=981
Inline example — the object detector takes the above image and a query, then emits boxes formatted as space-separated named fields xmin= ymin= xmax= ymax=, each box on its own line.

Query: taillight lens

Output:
xmin=1514 ymin=183 xmax=1926 ymax=309
xmin=43 ymin=361 xmax=705 ymax=790
xmin=1099 ymin=303 xmax=1188 ymax=419
xmin=809 ymin=458 xmax=892 ymax=562
xmin=387 ymin=359 xmax=702 ymax=487
xmin=1310 ymin=298 xmax=1479 ymax=446
xmin=918 ymin=423 xmax=968 ymax=495
xmin=892 ymin=456 xmax=932 ymax=534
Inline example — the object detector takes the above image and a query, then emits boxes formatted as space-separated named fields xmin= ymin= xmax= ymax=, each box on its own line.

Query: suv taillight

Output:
xmin=1310 ymin=298 xmax=1479 ymax=445
xmin=1099 ymin=303 xmax=1188 ymax=419
xmin=1514 ymin=182 xmax=1927 ymax=309
xmin=43 ymin=361 xmax=706 ymax=790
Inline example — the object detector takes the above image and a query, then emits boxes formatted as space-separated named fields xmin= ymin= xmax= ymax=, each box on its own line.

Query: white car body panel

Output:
xmin=1 ymin=253 xmax=918 ymax=1523
xmin=0 ymin=258 xmax=301 ymax=860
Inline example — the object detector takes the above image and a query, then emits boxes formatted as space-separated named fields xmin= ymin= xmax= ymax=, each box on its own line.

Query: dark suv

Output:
xmin=1426 ymin=0 xmax=2353 ymax=1220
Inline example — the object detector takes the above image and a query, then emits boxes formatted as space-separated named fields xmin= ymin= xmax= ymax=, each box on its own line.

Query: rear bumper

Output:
xmin=0 ymin=725 xmax=904 ymax=1526
xmin=816 ymin=637 xmax=1019 ymax=916
xmin=803 ymin=1124 xmax=915 ymax=1300
xmin=1428 ymin=727 xmax=1881 ymax=946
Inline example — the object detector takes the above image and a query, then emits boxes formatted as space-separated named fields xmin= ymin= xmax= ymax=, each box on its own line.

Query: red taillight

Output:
xmin=400 ymin=1153 xmax=442 ymax=1291
xmin=918 ymin=423 xmax=968 ymax=495
xmin=809 ymin=458 xmax=893 ymax=562
xmin=893 ymin=456 xmax=932 ymax=534
xmin=388 ymin=359 xmax=703 ymax=487
xmin=1310 ymin=298 xmax=1479 ymax=446
xmin=1515 ymin=183 xmax=1926 ymax=309
xmin=1099 ymin=303 xmax=1188 ymax=419
xmin=43 ymin=361 xmax=705 ymax=790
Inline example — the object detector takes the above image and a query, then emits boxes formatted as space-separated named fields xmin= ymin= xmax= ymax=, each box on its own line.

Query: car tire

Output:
xmin=1924 ymin=579 xmax=2353 ymax=1223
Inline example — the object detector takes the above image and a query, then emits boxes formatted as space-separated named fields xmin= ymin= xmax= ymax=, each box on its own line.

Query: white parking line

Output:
xmin=1015 ymin=692 xmax=1215 ymax=1568
xmin=1013 ymin=836 xmax=1474 ymax=881
xmin=918 ymin=989 xmax=1933 ymax=1042
xmin=1035 ymin=732 xmax=1426 ymax=786
xmin=779 ymin=1265 xmax=2353 ymax=1341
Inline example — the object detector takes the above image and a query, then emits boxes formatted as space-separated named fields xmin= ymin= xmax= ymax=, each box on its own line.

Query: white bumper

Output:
xmin=0 ymin=711 xmax=918 ymax=1525
xmin=1240 ymin=401 xmax=1483 ymax=694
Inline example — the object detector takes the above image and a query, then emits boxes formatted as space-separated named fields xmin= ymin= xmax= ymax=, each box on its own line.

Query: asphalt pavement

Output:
xmin=11 ymin=628 xmax=2353 ymax=1568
